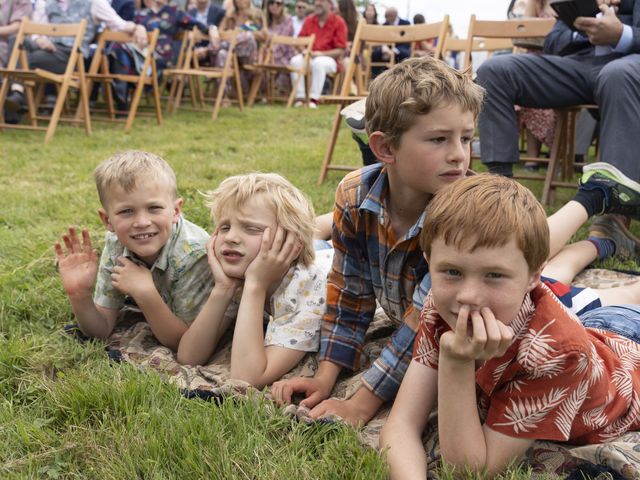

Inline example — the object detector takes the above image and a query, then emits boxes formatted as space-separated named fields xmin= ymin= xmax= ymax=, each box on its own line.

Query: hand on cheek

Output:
xmin=244 ymin=226 xmax=302 ymax=288
xmin=441 ymin=305 xmax=514 ymax=362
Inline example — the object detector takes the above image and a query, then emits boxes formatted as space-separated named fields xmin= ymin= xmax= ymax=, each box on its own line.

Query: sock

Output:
xmin=572 ymin=188 xmax=606 ymax=218
xmin=485 ymin=162 xmax=513 ymax=177
xmin=587 ymin=236 xmax=616 ymax=260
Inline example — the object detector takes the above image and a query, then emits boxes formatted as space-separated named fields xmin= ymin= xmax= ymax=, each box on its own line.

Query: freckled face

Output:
xmin=429 ymin=236 xmax=540 ymax=329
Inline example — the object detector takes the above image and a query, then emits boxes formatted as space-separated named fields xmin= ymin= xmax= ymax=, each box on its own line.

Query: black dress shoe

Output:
xmin=4 ymin=90 xmax=27 ymax=113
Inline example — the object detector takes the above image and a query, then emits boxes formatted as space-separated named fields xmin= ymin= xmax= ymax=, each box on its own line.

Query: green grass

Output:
xmin=0 ymin=104 xmax=622 ymax=478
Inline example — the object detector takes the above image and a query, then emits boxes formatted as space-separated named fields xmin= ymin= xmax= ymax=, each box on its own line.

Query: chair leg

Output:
xmin=211 ymin=74 xmax=227 ymax=121
xmin=247 ymin=71 xmax=262 ymax=108
xmin=541 ymin=110 xmax=568 ymax=205
xmin=152 ymin=72 xmax=163 ymax=126
xmin=126 ymin=79 xmax=146 ymax=132
xmin=318 ymin=105 xmax=343 ymax=184
xmin=44 ymin=81 xmax=70 ymax=144
xmin=0 ymin=77 xmax=9 ymax=127
xmin=288 ymin=68 xmax=303 ymax=108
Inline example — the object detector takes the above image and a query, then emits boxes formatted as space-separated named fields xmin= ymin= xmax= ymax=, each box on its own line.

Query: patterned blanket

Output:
xmin=104 ymin=269 xmax=640 ymax=479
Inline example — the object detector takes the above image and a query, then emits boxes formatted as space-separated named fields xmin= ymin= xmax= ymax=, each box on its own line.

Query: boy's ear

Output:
xmin=368 ymin=131 xmax=395 ymax=165
xmin=173 ymin=197 xmax=183 ymax=223
xmin=527 ymin=265 xmax=543 ymax=293
xmin=98 ymin=208 xmax=114 ymax=232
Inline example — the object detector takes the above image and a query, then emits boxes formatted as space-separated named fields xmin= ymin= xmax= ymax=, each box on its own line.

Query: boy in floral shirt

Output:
xmin=381 ymin=174 xmax=640 ymax=478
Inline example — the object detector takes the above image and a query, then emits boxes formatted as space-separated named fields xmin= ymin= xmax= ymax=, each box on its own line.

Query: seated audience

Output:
xmin=369 ymin=6 xmax=410 ymax=76
xmin=290 ymin=0 xmax=347 ymax=108
xmin=411 ymin=13 xmax=434 ymax=57
xmin=6 ymin=0 xmax=146 ymax=113
xmin=216 ymin=0 xmax=268 ymax=101
xmin=136 ymin=0 xmax=214 ymax=71
xmin=265 ymin=0 xmax=295 ymax=94
xmin=477 ymin=0 xmax=640 ymax=180
xmin=0 ymin=0 xmax=32 ymax=123
xmin=292 ymin=0 xmax=310 ymax=37
xmin=188 ymin=0 xmax=225 ymax=27
xmin=363 ymin=3 xmax=378 ymax=25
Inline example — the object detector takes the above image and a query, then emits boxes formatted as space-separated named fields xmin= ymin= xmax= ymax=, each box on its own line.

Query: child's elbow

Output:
xmin=229 ymin=369 xmax=267 ymax=389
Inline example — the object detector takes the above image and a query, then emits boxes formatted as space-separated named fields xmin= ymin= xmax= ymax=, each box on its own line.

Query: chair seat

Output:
xmin=318 ymin=95 xmax=365 ymax=105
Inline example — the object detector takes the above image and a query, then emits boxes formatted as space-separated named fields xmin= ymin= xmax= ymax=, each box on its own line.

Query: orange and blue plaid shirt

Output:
xmin=319 ymin=164 xmax=431 ymax=401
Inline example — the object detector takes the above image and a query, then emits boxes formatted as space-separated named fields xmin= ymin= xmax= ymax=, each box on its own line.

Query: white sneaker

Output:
xmin=309 ymin=99 xmax=318 ymax=109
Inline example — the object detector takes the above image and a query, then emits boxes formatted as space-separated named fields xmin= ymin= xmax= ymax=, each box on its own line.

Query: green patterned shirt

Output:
xmin=93 ymin=216 xmax=213 ymax=323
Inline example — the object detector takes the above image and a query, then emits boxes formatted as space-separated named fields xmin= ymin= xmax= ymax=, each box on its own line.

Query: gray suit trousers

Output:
xmin=476 ymin=52 xmax=640 ymax=179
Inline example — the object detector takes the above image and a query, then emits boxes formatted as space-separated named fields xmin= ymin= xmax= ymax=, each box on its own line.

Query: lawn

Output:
xmin=0 ymin=104 xmax=608 ymax=479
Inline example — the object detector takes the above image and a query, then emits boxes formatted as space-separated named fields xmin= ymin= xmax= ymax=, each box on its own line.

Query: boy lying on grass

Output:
xmin=177 ymin=173 xmax=333 ymax=388
xmin=381 ymin=174 xmax=640 ymax=478
xmin=55 ymin=151 xmax=213 ymax=351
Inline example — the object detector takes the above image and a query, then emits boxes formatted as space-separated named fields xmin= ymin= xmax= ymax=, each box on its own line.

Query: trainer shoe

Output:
xmin=580 ymin=162 xmax=640 ymax=220
xmin=588 ymin=214 xmax=640 ymax=261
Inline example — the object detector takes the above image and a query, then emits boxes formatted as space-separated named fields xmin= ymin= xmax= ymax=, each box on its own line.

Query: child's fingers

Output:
xmin=69 ymin=226 xmax=81 ymax=252
xmin=270 ymin=225 xmax=286 ymax=253
xmin=454 ymin=305 xmax=471 ymax=343
xmin=81 ymin=229 xmax=92 ymax=254
xmin=496 ymin=321 xmax=515 ymax=356
xmin=260 ymin=227 xmax=272 ymax=253
xmin=480 ymin=307 xmax=501 ymax=353
xmin=469 ymin=309 xmax=487 ymax=347
xmin=54 ymin=242 xmax=64 ymax=260
xmin=62 ymin=234 xmax=73 ymax=252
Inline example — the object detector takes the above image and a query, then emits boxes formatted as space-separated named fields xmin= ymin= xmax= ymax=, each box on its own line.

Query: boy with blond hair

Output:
xmin=55 ymin=151 xmax=213 ymax=350
xmin=381 ymin=174 xmax=640 ymax=477
xmin=177 ymin=173 xmax=333 ymax=387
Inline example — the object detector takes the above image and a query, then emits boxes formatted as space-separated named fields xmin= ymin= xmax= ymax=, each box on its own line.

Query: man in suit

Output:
xmin=477 ymin=0 xmax=640 ymax=180
xmin=188 ymin=0 xmax=225 ymax=28
xmin=370 ymin=6 xmax=411 ymax=76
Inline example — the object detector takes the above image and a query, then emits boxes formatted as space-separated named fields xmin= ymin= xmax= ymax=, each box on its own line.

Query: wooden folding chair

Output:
xmin=83 ymin=28 xmax=162 ymax=131
xmin=164 ymin=29 xmax=243 ymax=121
xmin=246 ymin=33 xmax=315 ymax=108
xmin=0 ymin=18 xmax=91 ymax=143
xmin=317 ymin=16 xmax=450 ymax=184
xmin=464 ymin=15 xmax=587 ymax=205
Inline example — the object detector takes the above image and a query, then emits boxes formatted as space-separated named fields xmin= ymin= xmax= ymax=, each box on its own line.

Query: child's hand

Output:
xmin=440 ymin=305 xmax=514 ymax=362
xmin=54 ymin=227 xmax=99 ymax=298
xmin=271 ymin=376 xmax=332 ymax=408
xmin=206 ymin=234 xmax=242 ymax=291
xmin=110 ymin=257 xmax=154 ymax=299
xmin=244 ymin=226 xmax=302 ymax=290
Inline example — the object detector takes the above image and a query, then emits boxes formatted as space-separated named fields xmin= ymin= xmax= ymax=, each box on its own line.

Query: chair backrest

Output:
xmin=189 ymin=28 xmax=239 ymax=72
xmin=464 ymin=15 xmax=555 ymax=72
xmin=262 ymin=33 xmax=315 ymax=66
xmin=6 ymin=18 xmax=87 ymax=73
xmin=89 ymin=28 xmax=160 ymax=76
xmin=338 ymin=16 xmax=450 ymax=97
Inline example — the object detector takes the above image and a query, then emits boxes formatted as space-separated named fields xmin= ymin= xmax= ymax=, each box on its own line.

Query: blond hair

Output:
xmin=365 ymin=56 xmax=485 ymax=148
xmin=420 ymin=174 xmax=549 ymax=273
xmin=205 ymin=173 xmax=316 ymax=267
xmin=94 ymin=151 xmax=177 ymax=208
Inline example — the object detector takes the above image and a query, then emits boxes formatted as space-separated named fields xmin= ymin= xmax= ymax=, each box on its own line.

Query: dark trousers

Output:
xmin=476 ymin=52 xmax=640 ymax=179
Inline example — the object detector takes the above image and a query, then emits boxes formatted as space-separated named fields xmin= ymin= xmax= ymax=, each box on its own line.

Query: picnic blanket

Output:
xmin=104 ymin=268 xmax=640 ymax=479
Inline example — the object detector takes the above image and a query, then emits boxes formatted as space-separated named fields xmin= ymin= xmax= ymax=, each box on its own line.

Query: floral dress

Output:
xmin=136 ymin=5 xmax=208 ymax=69
xmin=268 ymin=15 xmax=294 ymax=92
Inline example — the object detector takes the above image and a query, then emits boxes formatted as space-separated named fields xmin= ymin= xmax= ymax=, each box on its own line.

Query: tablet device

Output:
xmin=550 ymin=0 xmax=600 ymax=30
